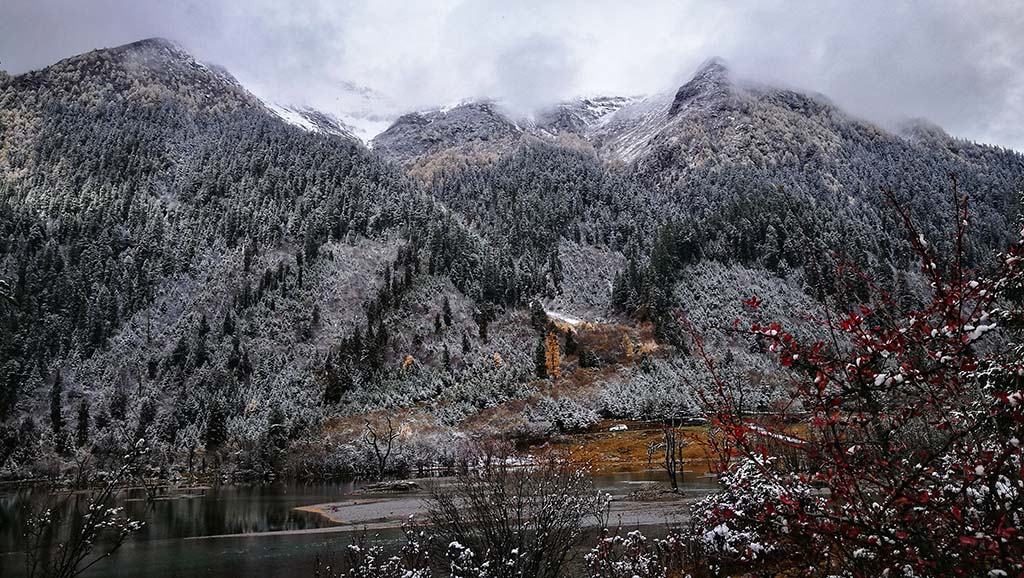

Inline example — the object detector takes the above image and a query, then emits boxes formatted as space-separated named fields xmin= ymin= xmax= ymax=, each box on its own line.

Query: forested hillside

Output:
xmin=0 ymin=38 xmax=428 ymax=474
xmin=1 ymin=40 xmax=1022 ymax=481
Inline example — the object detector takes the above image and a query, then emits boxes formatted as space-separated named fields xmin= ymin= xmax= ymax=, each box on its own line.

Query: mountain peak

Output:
xmin=105 ymin=37 xmax=192 ymax=62
xmin=536 ymin=95 xmax=642 ymax=135
xmin=898 ymin=117 xmax=952 ymax=143
xmin=694 ymin=57 xmax=730 ymax=80
xmin=7 ymin=36 xmax=259 ymax=113
xmin=118 ymin=37 xmax=182 ymax=51
xmin=668 ymin=57 xmax=732 ymax=117
xmin=372 ymin=99 xmax=523 ymax=166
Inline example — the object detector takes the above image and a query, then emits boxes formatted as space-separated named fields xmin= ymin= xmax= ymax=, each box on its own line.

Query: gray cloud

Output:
xmin=492 ymin=35 xmax=578 ymax=117
xmin=717 ymin=1 xmax=1024 ymax=151
xmin=0 ymin=0 xmax=1021 ymax=150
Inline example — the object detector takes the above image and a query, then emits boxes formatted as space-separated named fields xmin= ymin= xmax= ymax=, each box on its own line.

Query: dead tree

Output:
xmin=646 ymin=439 xmax=659 ymax=470
xmin=662 ymin=419 xmax=690 ymax=491
xmin=363 ymin=415 xmax=399 ymax=481
xmin=426 ymin=451 xmax=603 ymax=578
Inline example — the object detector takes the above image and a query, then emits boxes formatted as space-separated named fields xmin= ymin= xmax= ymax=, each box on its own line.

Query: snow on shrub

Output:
xmin=686 ymin=186 xmax=1024 ymax=576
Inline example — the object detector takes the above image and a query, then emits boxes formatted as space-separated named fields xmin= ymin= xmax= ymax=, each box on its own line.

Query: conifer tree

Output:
xmin=474 ymin=306 xmax=492 ymax=342
xmin=222 ymin=310 xmax=235 ymax=336
xmin=109 ymin=387 xmax=128 ymax=422
xmin=49 ymin=372 xmax=64 ymax=437
xmin=530 ymin=300 xmax=548 ymax=331
xmin=75 ymin=399 xmax=90 ymax=448
xmin=193 ymin=314 xmax=210 ymax=368
xmin=227 ymin=335 xmax=241 ymax=370
xmin=170 ymin=335 xmax=189 ymax=367
xmin=442 ymin=296 xmax=453 ymax=327
xmin=264 ymin=406 xmax=288 ymax=471
xmin=303 ymin=225 xmax=319 ymax=262
xmin=564 ymin=331 xmax=578 ymax=356
xmin=203 ymin=402 xmax=228 ymax=467
xmin=134 ymin=399 xmax=156 ymax=444
xmin=238 ymin=349 xmax=253 ymax=381
xmin=534 ymin=338 xmax=548 ymax=379
xmin=323 ymin=355 xmax=342 ymax=405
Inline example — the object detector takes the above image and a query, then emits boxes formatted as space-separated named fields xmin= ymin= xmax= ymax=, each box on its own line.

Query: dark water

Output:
xmin=0 ymin=482 xmax=366 ymax=578
xmin=0 ymin=472 xmax=718 ymax=578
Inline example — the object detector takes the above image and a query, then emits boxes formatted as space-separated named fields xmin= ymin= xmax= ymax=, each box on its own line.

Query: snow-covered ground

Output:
xmin=265 ymin=102 xmax=322 ymax=133
xmin=545 ymin=309 xmax=584 ymax=327
xmin=265 ymin=102 xmax=395 ymax=144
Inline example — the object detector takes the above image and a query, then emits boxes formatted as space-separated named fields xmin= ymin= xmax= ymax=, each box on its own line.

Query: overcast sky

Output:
xmin=1 ymin=0 xmax=1022 ymax=150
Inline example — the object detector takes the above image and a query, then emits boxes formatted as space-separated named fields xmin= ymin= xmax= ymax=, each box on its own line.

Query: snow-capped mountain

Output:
xmin=585 ymin=91 xmax=676 ymax=162
xmin=2 ymin=37 xmax=1023 ymax=494
xmin=587 ymin=57 xmax=737 ymax=162
xmin=319 ymin=80 xmax=401 ymax=143
xmin=17 ymin=37 xmax=263 ymax=112
xmin=535 ymin=95 xmax=643 ymax=136
xmin=265 ymin=102 xmax=359 ymax=141
xmin=371 ymin=100 xmax=525 ymax=165
xmin=261 ymin=81 xmax=400 ymax=145
xmin=369 ymin=95 xmax=642 ymax=166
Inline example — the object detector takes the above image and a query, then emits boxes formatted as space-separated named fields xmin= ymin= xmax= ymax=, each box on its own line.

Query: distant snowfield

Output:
xmin=266 ymin=92 xmax=651 ymax=147
xmin=348 ymin=118 xmax=393 ymax=145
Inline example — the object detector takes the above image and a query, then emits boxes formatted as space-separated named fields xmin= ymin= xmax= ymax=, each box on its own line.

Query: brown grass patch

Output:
xmin=537 ymin=420 xmax=715 ymax=475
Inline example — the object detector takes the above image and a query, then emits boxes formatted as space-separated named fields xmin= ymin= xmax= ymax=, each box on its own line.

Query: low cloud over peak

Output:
xmin=2 ymin=0 xmax=1021 ymax=150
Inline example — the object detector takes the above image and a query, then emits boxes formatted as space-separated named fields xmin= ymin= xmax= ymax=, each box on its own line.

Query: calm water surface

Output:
xmin=0 ymin=472 xmax=718 ymax=578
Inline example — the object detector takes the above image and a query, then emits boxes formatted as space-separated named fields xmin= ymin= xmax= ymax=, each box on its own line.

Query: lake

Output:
xmin=0 ymin=471 xmax=719 ymax=578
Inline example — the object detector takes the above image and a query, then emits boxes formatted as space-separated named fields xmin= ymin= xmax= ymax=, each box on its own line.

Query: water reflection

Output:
xmin=0 ymin=482 xmax=360 ymax=578
xmin=0 ymin=473 xmax=717 ymax=578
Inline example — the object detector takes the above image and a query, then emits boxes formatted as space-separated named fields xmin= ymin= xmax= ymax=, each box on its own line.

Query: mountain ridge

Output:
xmin=3 ymin=36 xmax=260 ymax=111
xmin=1 ymin=39 xmax=1022 ymax=483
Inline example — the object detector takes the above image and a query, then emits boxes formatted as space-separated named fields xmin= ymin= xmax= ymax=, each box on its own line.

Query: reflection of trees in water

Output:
xmin=3 ymin=479 xmax=358 ymax=560
xmin=122 ymin=482 xmax=356 ymax=539
xmin=15 ymin=444 xmax=146 ymax=578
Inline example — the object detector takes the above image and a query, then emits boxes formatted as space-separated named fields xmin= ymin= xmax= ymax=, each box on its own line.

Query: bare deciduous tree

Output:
xmin=661 ymin=419 xmax=690 ymax=491
xmin=23 ymin=440 xmax=147 ymax=578
xmin=645 ymin=439 xmax=659 ymax=470
xmin=426 ymin=450 xmax=604 ymax=578
xmin=363 ymin=415 xmax=399 ymax=481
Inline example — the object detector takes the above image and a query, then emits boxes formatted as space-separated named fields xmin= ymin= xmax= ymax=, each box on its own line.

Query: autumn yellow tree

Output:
xmin=622 ymin=332 xmax=635 ymax=360
xmin=545 ymin=331 xmax=561 ymax=382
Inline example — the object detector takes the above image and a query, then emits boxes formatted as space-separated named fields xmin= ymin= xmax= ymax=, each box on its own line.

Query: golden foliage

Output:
xmin=622 ymin=333 xmax=635 ymax=360
xmin=545 ymin=331 xmax=561 ymax=381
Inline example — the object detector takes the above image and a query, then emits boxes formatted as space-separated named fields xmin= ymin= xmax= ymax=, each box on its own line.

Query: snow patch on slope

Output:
xmin=265 ymin=102 xmax=358 ymax=142
xmin=545 ymin=310 xmax=584 ymax=327
xmin=589 ymin=91 xmax=675 ymax=162
xmin=266 ymin=102 xmax=319 ymax=132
